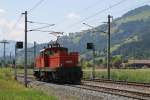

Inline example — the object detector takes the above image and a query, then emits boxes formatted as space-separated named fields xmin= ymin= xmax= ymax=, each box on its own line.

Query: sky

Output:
xmin=0 ymin=0 xmax=150 ymax=43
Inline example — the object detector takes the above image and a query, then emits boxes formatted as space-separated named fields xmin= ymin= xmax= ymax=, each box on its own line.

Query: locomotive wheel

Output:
xmin=34 ymin=71 xmax=41 ymax=81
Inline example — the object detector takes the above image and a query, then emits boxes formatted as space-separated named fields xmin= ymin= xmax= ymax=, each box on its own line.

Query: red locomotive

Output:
xmin=34 ymin=41 xmax=83 ymax=83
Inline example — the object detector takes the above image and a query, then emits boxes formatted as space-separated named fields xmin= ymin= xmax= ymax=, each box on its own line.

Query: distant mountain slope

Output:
xmin=59 ymin=5 xmax=150 ymax=58
xmin=16 ymin=5 xmax=150 ymax=64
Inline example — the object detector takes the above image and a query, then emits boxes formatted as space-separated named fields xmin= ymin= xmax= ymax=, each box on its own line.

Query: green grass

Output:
xmin=83 ymin=69 xmax=150 ymax=83
xmin=0 ymin=68 xmax=56 ymax=100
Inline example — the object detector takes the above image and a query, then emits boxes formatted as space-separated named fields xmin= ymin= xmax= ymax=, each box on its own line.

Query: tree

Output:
xmin=112 ymin=55 xmax=123 ymax=68
xmin=82 ymin=61 xmax=93 ymax=69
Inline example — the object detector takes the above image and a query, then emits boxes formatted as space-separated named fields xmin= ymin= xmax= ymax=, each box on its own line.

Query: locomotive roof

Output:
xmin=40 ymin=47 xmax=68 ymax=52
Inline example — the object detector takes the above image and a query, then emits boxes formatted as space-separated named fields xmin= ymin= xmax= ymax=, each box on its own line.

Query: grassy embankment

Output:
xmin=83 ymin=68 xmax=150 ymax=83
xmin=17 ymin=68 xmax=150 ymax=83
xmin=0 ymin=68 xmax=56 ymax=100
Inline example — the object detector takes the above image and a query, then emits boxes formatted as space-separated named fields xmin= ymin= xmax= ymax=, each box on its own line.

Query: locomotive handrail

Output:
xmin=48 ymin=42 xmax=61 ymax=48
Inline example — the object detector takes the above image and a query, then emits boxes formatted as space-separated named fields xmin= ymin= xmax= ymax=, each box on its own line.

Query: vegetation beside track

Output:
xmin=15 ymin=68 xmax=150 ymax=83
xmin=0 ymin=68 xmax=56 ymax=100
xmin=83 ymin=68 xmax=150 ymax=83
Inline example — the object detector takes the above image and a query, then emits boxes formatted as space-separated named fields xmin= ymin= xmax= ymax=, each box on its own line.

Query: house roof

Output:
xmin=128 ymin=60 xmax=150 ymax=64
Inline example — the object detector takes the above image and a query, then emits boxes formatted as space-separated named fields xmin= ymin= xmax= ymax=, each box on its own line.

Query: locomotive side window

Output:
xmin=40 ymin=52 xmax=44 ymax=56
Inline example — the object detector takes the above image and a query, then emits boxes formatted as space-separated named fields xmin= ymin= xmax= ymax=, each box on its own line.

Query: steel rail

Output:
xmin=83 ymin=78 xmax=150 ymax=87
xmin=69 ymin=83 xmax=150 ymax=100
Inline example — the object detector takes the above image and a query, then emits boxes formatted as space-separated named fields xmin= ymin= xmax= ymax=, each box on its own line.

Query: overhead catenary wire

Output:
xmin=27 ymin=21 xmax=54 ymax=26
xmin=66 ymin=0 xmax=150 ymax=33
xmin=28 ymin=29 xmax=54 ymax=33
xmin=28 ymin=25 xmax=54 ymax=32
xmin=12 ymin=14 xmax=23 ymax=29
xmin=82 ymin=0 xmax=127 ymax=21
xmin=64 ymin=0 xmax=128 ymax=32
xmin=54 ymin=0 xmax=104 ymax=27
xmin=28 ymin=0 xmax=45 ymax=13
xmin=79 ymin=0 xmax=104 ymax=13
xmin=24 ymin=0 xmax=104 ymax=32
xmin=90 ymin=0 xmax=150 ymax=24
xmin=27 ymin=21 xmax=55 ymax=32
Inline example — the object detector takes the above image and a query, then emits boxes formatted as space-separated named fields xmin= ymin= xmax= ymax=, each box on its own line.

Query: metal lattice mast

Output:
xmin=0 ymin=40 xmax=9 ymax=67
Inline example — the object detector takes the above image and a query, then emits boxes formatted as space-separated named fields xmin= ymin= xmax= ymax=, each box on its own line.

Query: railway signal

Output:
xmin=14 ymin=41 xmax=23 ymax=80
xmin=83 ymin=15 xmax=113 ymax=80
xmin=16 ymin=42 xmax=23 ymax=48
xmin=84 ymin=23 xmax=106 ymax=80
xmin=87 ymin=43 xmax=96 ymax=79
xmin=87 ymin=43 xmax=94 ymax=49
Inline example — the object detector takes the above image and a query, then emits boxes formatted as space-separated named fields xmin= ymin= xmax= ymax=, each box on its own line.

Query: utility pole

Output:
xmin=14 ymin=46 xmax=17 ymax=80
xmin=92 ymin=45 xmax=96 ymax=79
xmin=34 ymin=41 xmax=36 ymax=67
xmin=21 ymin=11 xmax=55 ymax=87
xmin=10 ymin=52 xmax=12 ymax=63
xmin=22 ymin=11 xmax=28 ymax=87
xmin=0 ymin=40 xmax=9 ymax=67
xmin=107 ymin=15 xmax=113 ymax=80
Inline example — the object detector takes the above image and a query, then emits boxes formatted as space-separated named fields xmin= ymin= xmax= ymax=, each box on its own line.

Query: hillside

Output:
xmin=59 ymin=5 xmax=150 ymax=59
xmin=16 ymin=5 xmax=150 ymax=64
xmin=112 ymin=5 xmax=150 ymax=59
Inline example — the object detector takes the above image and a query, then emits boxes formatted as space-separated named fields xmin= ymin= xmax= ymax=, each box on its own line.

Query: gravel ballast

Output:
xmin=27 ymin=80 xmax=137 ymax=100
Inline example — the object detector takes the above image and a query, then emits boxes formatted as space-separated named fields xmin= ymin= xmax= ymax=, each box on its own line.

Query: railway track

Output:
xmin=69 ymin=83 xmax=150 ymax=100
xmin=82 ymin=78 xmax=150 ymax=95
xmin=17 ymin=75 xmax=150 ymax=100
xmin=17 ymin=75 xmax=34 ymax=79
xmin=16 ymin=73 xmax=35 ymax=81
xmin=83 ymin=78 xmax=150 ymax=87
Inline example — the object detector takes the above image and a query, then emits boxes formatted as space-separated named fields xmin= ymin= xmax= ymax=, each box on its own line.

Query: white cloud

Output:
xmin=0 ymin=9 xmax=6 ymax=18
xmin=0 ymin=17 xmax=24 ymax=41
xmin=80 ymin=25 xmax=89 ymax=31
xmin=66 ymin=12 xmax=81 ymax=20
xmin=0 ymin=9 xmax=6 ymax=13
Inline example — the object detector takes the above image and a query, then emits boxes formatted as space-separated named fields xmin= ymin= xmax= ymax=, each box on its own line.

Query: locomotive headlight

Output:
xmin=66 ymin=61 xmax=73 ymax=63
xmin=60 ymin=64 xmax=63 ymax=66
